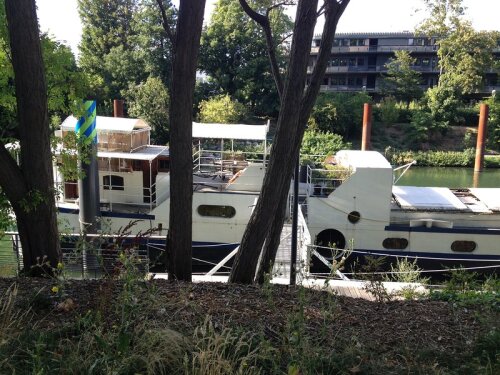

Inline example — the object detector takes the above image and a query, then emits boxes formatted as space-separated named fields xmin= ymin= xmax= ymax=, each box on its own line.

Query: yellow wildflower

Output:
xmin=51 ymin=286 xmax=59 ymax=294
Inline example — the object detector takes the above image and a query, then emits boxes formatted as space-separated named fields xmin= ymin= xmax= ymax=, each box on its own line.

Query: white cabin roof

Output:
xmin=61 ymin=116 xmax=150 ymax=133
xmin=336 ymin=150 xmax=392 ymax=169
xmin=469 ymin=188 xmax=500 ymax=211
xmin=393 ymin=186 xmax=468 ymax=211
xmin=192 ymin=122 xmax=269 ymax=141
xmin=98 ymin=145 xmax=169 ymax=161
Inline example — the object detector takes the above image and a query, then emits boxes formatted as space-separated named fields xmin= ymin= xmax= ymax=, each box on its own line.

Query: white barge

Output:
xmin=306 ymin=150 xmax=500 ymax=274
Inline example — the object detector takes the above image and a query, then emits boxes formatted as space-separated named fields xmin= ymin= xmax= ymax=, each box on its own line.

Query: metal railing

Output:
xmin=305 ymin=165 xmax=352 ymax=197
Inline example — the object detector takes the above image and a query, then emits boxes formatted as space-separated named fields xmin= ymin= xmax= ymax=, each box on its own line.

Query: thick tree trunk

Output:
xmin=1 ymin=0 xmax=61 ymax=274
xmin=229 ymin=1 xmax=319 ymax=284
xmin=166 ymin=0 xmax=205 ymax=281
xmin=230 ymin=0 xmax=349 ymax=284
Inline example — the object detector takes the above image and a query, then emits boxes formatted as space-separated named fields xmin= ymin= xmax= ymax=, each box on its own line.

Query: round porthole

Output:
xmin=347 ymin=211 xmax=361 ymax=224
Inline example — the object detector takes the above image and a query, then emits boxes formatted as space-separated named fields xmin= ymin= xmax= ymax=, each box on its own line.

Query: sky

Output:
xmin=36 ymin=0 xmax=500 ymax=57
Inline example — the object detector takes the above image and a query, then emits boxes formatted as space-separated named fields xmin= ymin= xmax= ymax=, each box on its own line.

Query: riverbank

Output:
xmin=0 ymin=277 xmax=498 ymax=374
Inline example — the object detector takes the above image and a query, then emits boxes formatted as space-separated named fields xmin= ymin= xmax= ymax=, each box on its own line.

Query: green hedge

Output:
xmin=385 ymin=148 xmax=476 ymax=167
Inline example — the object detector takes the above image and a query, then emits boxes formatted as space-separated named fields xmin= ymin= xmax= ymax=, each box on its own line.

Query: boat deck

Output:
xmin=392 ymin=186 xmax=500 ymax=213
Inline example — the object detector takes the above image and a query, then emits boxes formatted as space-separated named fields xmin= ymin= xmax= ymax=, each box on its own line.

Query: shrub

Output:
xmin=484 ymin=95 xmax=500 ymax=152
xmin=309 ymin=92 xmax=372 ymax=139
xmin=376 ymin=97 xmax=399 ymax=125
xmin=386 ymin=148 xmax=476 ymax=167
xmin=198 ymin=94 xmax=248 ymax=124
xmin=300 ymin=130 xmax=351 ymax=163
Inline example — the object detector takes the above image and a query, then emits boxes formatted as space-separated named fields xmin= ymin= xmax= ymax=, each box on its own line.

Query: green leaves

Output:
xmin=198 ymin=94 xmax=248 ymax=123
xmin=124 ymin=76 xmax=170 ymax=144
xmin=199 ymin=0 xmax=292 ymax=118
xmin=380 ymin=50 xmax=423 ymax=103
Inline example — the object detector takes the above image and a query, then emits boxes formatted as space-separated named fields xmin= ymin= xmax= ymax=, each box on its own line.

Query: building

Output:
xmin=308 ymin=32 xmax=500 ymax=96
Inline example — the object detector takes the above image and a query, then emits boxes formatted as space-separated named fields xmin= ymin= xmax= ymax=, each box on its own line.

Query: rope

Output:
xmin=310 ymin=244 xmax=500 ymax=263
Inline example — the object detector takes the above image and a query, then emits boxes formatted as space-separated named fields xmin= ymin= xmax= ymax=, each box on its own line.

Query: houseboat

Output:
xmin=54 ymin=116 xmax=269 ymax=271
xmin=305 ymin=150 xmax=500 ymax=274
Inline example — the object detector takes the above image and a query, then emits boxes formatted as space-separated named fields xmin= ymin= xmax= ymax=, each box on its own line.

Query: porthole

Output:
xmin=197 ymin=205 xmax=236 ymax=218
xmin=451 ymin=241 xmax=476 ymax=252
xmin=347 ymin=211 xmax=361 ymax=224
xmin=383 ymin=238 xmax=408 ymax=250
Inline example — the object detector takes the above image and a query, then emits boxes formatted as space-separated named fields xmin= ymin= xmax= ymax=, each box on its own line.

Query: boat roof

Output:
xmin=61 ymin=116 xmax=150 ymax=133
xmin=192 ymin=122 xmax=269 ymax=141
xmin=336 ymin=150 xmax=392 ymax=169
xmin=98 ymin=145 xmax=169 ymax=161
xmin=393 ymin=186 xmax=469 ymax=211
xmin=469 ymin=188 xmax=500 ymax=211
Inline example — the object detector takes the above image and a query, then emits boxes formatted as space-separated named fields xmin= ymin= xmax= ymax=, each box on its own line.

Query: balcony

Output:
xmin=310 ymin=45 xmax=438 ymax=54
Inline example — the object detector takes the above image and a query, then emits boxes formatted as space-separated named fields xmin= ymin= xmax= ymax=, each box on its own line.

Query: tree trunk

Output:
xmin=229 ymin=0 xmax=319 ymax=284
xmin=166 ymin=0 xmax=206 ymax=281
xmin=1 ymin=0 xmax=61 ymax=274
xmin=230 ymin=0 xmax=349 ymax=284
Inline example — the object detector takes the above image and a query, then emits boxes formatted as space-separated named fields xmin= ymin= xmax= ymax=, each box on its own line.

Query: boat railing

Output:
xmin=192 ymin=149 xmax=267 ymax=177
xmin=305 ymin=165 xmax=352 ymax=197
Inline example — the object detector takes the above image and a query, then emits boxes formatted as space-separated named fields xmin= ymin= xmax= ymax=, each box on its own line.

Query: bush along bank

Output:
xmin=385 ymin=148 xmax=500 ymax=168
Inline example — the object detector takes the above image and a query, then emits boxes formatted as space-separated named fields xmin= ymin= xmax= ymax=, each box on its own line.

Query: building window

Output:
xmin=349 ymin=57 xmax=357 ymax=66
xmin=197 ymin=205 xmax=236 ymax=218
xmin=333 ymin=39 xmax=340 ymax=47
xmin=451 ymin=241 xmax=476 ymax=252
xmin=357 ymin=57 xmax=365 ymax=66
xmin=339 ymin=58 xmax=348 ymax=66
xmin=383 ymin=238 xmax=409 ymax=250
xmin=103 ymin=175 xmax=124 ymax=191
xmin=323 ymin=78 xmax=329 ymax=85
xmin=331 ymin=58 xmax=339 ymax=66
xmin=422 ymin=58 xmax=430 ymax=66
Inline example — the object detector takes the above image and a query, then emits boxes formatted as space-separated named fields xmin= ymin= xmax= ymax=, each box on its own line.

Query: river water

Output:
xmin=395 ymin=167 xmax=500 ymax=188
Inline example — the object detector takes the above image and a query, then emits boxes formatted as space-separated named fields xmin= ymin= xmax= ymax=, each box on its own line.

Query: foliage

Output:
xmin=418 ymin=0 xmax=499 ymax=95
xmin=406 ymin=109 xmax=441 ymax=146
xmin=423 ymin=85 xmax=461 ymax=127
xmin=78 ymin=0 xmax=176 ymax=104
xmin=386 ymin=147 xmax=476 ymax=167
xmin=484 ymin=95 xmax=500 ymax=151
xmin=430 ymin=272 xmax=499 ymax=309
xmin=300 ymin=130 xmax=351 ymax=163
xmin=199 ymin=0 xmax=293 ymax=118
xmin=380 ymin=50 xmax=423 ymax=103
xmin=375 ymin=97 xmax=399 ymax=125
xmin=0 ymin=14 xmax=89 ymax=138
xmin=198 ymin=94 xmax=248 ymax=123
xmin=124 ymin=76 xmax=170 ymax=144
xmin=308 ymin=92 xmax=372 ymax=139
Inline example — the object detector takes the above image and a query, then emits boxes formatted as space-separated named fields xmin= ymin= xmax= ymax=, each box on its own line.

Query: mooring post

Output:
xmin=361 ymin=103 xmax=372 ymax=151
xmin=474 ymin=103 xmax=489 ymax=173
xmin=113 ymin=99 xmax=124 ymax=118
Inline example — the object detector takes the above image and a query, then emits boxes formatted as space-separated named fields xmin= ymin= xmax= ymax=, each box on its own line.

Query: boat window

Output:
xmin=451 ymin=241 xmax=476 ymax=252
xmin=347 ymin=211 xmax=361 ymax=224
xmin=383 ymin=238 xmax=408 ymax=250
xmin=103 ymin=175 xmax=124 ymax=191
xmin=197 ymin=205 xmax=236 ymax=218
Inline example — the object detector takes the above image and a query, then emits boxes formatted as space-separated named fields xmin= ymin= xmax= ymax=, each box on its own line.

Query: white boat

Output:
xmin=54 ymin=116 xmax=269 ymax=271
xmin=305 ymin=150 xmax=500 ymax=274
xmin=53 ymin=115 xmax=500 ymax=275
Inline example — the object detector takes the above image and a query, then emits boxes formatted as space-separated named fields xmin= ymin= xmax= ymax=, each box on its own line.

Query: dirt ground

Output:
xmin=1 ymin=277 xmax=497 ymax=373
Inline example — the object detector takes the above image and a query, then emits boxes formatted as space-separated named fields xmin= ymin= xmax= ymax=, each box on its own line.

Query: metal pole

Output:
xmin=474 ymin=103 xmax=489 ymax=173
xmin=290 ymin=158 xmax=299 ymax=285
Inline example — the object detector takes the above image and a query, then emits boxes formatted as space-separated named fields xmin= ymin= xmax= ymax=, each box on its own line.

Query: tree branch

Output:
xmin=156 ymin=0 xmax=175 ymax=47
xmin=301 ymin=0 xmax=350 ymax=118
xmin=239 ymin=0 xmax=284 ymax=99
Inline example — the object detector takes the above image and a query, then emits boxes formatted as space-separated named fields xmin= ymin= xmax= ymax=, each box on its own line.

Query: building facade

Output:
xmin=308 ymin=32 xmax=500 ymax=96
